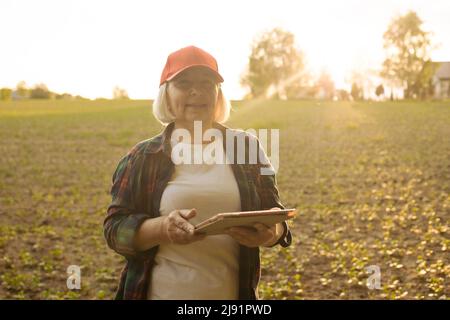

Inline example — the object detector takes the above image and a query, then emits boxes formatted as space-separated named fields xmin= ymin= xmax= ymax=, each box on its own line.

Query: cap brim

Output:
xmin=165 ymin=64 xmax=224 ymax=84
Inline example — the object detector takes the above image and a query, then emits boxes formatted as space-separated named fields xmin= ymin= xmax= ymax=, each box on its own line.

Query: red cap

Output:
xmin=159 ymin=46 xmax=224 ymax=86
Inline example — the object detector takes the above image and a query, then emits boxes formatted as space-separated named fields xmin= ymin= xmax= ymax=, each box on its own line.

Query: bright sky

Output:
xmin=1 ymin=0 xmax=449 ymax=99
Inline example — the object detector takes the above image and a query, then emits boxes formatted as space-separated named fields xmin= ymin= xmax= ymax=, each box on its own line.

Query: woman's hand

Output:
xmin=162 ymin=208 xmax=206 ymax=245
xmin=225 ymin=207 xmax=282 ymax=248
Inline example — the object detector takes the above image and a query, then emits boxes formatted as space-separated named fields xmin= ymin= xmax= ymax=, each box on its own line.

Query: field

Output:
xmin=0 ymin=99 xmax=449 ymax=299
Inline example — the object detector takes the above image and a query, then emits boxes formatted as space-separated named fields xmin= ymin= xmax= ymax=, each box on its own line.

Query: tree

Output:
xmin=375 ymin=84 xmax=385 ymax=98
xmin=113 ymin=86 xmax=129 ymax=99
xmin=0 ymin=88 xmax=12 ymax=101
xmin=15 ymin=81 xmax=29 ymax=99
xmin=316 ymin=71 xmax=335 ymax=100
xmin=381 ymin=11 xmax=436 ymax=99
xmin=241 ymin=27 xmax=306 ymax=99
xmin=55 ymin=93 xmax=73 ymax=100
xmin=351 ymin=82 xmax=363 ymax=101
xmin=337 ymin=89 xmax=351 ymax=101
xmin=414 ymin=60 xmax=437 ymax=99
xmin=30 ymin=83 xmax=51 ymax=99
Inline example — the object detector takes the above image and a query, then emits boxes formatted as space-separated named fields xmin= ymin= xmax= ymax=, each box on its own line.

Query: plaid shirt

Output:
xmin=104 ymin=121 xmax=292 ymax=300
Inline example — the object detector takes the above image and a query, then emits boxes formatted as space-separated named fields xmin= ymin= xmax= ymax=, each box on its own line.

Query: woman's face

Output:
xmin=166 ymin=66 xmax=220 ymax=127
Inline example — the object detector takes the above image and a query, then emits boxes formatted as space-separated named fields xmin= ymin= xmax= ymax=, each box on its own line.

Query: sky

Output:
xmin=1 ymin=0 xmax=449 ymax=99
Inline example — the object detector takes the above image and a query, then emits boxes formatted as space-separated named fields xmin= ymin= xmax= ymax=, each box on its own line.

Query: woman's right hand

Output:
xmin=162 ymin=209 xmax=206 ymax=245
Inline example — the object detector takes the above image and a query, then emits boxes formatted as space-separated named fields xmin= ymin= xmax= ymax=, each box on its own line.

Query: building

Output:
xmin=433 ymin=62 xmax=450 ymax=99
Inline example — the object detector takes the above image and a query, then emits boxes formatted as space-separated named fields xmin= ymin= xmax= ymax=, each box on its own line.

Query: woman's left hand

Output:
xmin=225 ymin=207 xmax=281 ymax=248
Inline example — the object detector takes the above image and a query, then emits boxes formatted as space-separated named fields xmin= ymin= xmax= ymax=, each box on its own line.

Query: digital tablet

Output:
xmin=194 ymin=208 xmax=297 ymax=236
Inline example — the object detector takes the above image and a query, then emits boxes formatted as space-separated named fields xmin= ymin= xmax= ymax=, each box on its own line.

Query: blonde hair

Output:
xmin=152 ymin=83 xmax=231 ymax=125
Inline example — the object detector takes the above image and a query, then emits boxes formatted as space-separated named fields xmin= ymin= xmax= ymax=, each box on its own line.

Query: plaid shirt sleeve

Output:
xmin=103 ymin=146 xmax=151 ymax=260
xmin=255 ymin=136 xmax=292 ymax=248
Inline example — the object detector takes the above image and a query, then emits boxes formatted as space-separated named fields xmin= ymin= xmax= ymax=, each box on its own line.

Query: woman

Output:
xmin=104 ymin=46 xmax=292 ymax=300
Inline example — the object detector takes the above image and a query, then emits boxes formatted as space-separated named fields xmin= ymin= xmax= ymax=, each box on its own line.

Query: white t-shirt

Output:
xmin=147 ymin=137 xmax=242 ymax=300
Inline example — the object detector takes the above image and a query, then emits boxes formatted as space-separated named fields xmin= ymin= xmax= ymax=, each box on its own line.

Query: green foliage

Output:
xmin=30 ymin=83 xmax=52 ymax=99
xmin=375 ymin=84 xmax=385 ymax=98
xmin=351 ymin=83 xmax=363 ymax=101
xmin=241 ymin=28 xmax=307 ymax=99
xmin=15 ymin=81 xmax=29 ymax=99
xmin=7 ymin=81 xmax=87 ymax=100
xmin=0 ymin=88 xmax=12 ymax=101
xmin=381 ymin=11 xmax=436 ymax=99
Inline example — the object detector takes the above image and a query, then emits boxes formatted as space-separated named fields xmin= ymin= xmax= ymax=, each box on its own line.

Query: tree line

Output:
xmin=241 ymin=11 xmax=440 ymax=100
xmin=0 ymin=82 xmax=129 ymax=101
